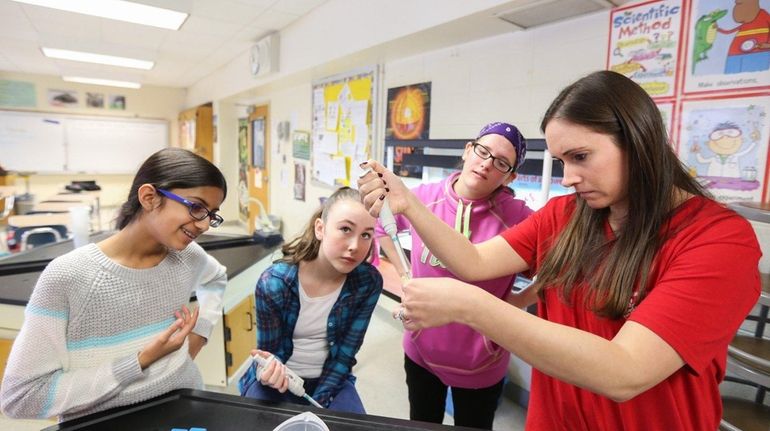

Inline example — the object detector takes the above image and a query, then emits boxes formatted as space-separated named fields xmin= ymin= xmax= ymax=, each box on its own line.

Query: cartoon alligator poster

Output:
xmin=692 ymin=9 xmax=728 ymax=72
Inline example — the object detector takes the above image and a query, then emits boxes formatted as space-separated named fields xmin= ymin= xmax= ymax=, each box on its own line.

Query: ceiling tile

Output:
xmin=271 ymin=0 xmax=326 ymax=15
xmin=191 ymin=0 xmax=265 ymax=25
xmin=101 ymin=21 xmax=169 ymax=51
xmin=250 ymin=8 xmax=300 ymax=31
xmin=181 ymin=16 xmax=243 ymax=37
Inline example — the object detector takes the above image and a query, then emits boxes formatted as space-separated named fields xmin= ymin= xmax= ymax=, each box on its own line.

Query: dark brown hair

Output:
xmin=116 ymin=148 xmax=227 ymax=230
xmin=532 ymin=70 xmax=707 ymax=318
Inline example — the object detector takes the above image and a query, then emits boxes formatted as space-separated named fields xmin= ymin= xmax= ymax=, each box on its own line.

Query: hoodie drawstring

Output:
xmin=454 ymin=199 xmax=473 ymax=239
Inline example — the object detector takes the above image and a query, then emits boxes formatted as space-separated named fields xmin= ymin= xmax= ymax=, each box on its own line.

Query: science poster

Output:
xmin=683 ymin=0 xmax=770 ymax=95
xmin=677 ymin=94 xmax=770 ymax=202
xmin=608 ymin=0 xmax=685 ymax=99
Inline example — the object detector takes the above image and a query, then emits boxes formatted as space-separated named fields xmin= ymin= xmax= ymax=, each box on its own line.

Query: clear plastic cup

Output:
xmin=272 ymin=412 xmax=329 ymax=431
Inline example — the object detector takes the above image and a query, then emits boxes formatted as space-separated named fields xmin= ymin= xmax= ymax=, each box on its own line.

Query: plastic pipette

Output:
xmin=254 ymin=354 xmax=324 ymax=408
xmin=379 ymin=196 xmax=412 ymax=282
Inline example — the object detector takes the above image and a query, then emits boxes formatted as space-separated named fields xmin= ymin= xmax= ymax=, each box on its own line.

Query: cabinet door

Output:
xmin=224 ymin=295 xmax=257 ymax=378
xmin=0 ymin=338 xmax=13 ymax=386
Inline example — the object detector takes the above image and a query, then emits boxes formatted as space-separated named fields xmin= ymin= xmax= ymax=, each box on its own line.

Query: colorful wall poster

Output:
xmin=0 ymin=79 xmax=36 ymax=108
xmin=683 ymin=0 xmax=770 ymax=95
xmin=86 ymin=92 xmax=104 ymax=108
xmin=391 ymin=145 xmax=424 ymax=179
xmin=607 ymin=0 xmax=685 ymax=99
xmin=385 ymin=82 xmax=431 ymax=140
xmin=677 ymin=94 xmax=770 ymax=203
xmin=48 ymin=89 xmax=78 ymax=107
xmin=292 ymin=130 xmax=311 ymax=160
xmin=294 ymin=162 xmax=306 ymax=201
xmin=310 ymin=66 xmax=377 ymax=187
xmin=238 ymin=118 xmax=249 ymax=223
xmin=109 ymin=94 xmax=126 ymax=110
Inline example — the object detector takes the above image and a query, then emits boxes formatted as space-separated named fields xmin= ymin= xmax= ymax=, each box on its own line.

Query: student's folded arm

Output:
xmin=0 ymin=266 xmax=144 ymax=419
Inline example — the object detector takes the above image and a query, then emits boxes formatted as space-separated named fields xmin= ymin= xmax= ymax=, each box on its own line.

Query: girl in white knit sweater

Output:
xmin=1 ymin=148 xmax=228 ymax=421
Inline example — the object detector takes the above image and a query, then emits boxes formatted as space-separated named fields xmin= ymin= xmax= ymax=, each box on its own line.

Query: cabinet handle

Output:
xmin=244 ymin=311 xmax=254 ymax=332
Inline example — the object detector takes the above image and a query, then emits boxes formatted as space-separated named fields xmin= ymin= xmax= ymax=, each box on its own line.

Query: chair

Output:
xmin=7 ymin=224 xmax=67 ymax=251
xmin=20 ymin=227 xmax=62 ymax=250
xmin=719 ymin=277 xmax=770 ymax=431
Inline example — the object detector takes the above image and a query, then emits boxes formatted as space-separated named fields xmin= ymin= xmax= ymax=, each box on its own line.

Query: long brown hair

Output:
xmin=277 ymin=187 xmax=365 ymax=264
xmin=532 ymin=71 xmax=707 ymax=318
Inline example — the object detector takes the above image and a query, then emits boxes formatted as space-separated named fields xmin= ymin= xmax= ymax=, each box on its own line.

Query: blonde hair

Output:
xmin=277 ymin=187 xmax=368 ymax=264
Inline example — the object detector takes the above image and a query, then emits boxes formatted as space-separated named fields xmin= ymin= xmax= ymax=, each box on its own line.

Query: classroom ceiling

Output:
xmin=0 ymin=0 xmax=634 ymax=89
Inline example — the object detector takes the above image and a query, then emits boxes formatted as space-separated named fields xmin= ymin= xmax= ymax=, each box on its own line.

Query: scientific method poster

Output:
xmin=607 ymin=0 xmax=685 ymax=99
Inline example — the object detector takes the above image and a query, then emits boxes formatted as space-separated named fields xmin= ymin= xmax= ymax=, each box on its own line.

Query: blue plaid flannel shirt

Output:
xmin=238 ymin=261 xmax=383 ymax=407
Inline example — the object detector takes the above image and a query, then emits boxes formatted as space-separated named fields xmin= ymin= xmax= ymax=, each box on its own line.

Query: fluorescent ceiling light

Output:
xmin=62 ymin=76 xmax=141 ymax=89
xmin=42 ymin=47 xmax=154 ymax=70
xmin=12 ymin=0 xmax=188 ymax=30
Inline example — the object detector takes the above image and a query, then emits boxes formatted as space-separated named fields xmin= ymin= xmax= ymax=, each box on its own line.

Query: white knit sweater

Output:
xmin=0 ymin=241 xmax=226 ymax=422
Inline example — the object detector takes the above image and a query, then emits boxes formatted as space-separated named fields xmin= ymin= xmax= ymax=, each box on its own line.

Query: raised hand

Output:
xmin=138 ymin=305 xmax=199 ymax=370
xmin=357 ymin=160 xmax=411 ymax=218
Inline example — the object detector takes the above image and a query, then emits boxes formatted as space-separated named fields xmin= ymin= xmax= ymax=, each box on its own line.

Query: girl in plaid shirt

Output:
xmin=239 ymin=187 xmax=383 ymax=413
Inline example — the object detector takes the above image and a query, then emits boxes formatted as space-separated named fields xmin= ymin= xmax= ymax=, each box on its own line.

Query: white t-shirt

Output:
xmin=285 ymin=280 xmax=342 ymax=378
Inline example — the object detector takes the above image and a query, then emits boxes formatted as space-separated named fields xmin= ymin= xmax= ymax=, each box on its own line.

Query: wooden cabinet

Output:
xmin=178 ymin=104 xmax=213 ymax=162
xmin=0 ymin=337 xmax=12 ymax=386
xmin=194 ymin=249 xmax=274 ymax=387
xmin=224 ymin=295 xmax=257 ymax=378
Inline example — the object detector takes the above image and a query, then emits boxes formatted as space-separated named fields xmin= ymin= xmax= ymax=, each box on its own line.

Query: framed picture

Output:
xmin=385 ymin=82 xmax=431 ymax=140
xmin=48 ymin=89 xmax=78 ymax=107
xmin=606 ymin=0 xmax=685 ymax=99
xmin=251 ymin=117 xmax=265 ymax=169
xmin=682 ymin=0 xmax=770 ymax=95
xmin=676 ymin=93 xmax=770 ymax=203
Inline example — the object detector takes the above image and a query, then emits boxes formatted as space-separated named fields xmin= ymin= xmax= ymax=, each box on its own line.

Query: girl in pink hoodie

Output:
xmin=376 ymin=122 xmax=533 ymax=429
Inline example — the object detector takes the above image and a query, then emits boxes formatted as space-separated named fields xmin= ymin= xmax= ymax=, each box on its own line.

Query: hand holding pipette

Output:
xmin=253 ymin=351 xmax=323 ymax=408
xmin=358 ymin=161 xmax=413 ymax=322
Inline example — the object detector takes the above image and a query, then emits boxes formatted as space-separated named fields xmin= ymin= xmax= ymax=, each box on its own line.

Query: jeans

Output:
xmin=242 ymin=375 xmax=366 ymax=415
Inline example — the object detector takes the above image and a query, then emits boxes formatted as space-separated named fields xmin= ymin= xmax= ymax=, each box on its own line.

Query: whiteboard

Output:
xmin=0 ymin=110 xmax=168 ymax=173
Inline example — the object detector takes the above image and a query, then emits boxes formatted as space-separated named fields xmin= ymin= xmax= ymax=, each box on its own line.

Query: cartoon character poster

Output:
xmin=608 ymin=0 xmax=685 ymax=99
xmin=677 ymin=94 xmax=770 ymax=202
xmin=683 ymin=0 xmax=770 ymax=95
xmin=237 ymin=118 xmax=249 ymax=223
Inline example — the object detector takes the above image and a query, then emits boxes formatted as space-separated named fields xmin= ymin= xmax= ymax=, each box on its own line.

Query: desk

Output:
xmin=8 ymin=213 xmax=71 ymax=229
xmin=52 ymin=191 xmax=101 ymax=230
xmin=43 ymin=389 xmax=473 ymax=431
xmin=33 ymin=201 xmax=83 ymax=213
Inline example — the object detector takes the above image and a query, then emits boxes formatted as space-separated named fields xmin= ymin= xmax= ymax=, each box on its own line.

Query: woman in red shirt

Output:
xmin=358 ymin=70 xmax=761 ymax=430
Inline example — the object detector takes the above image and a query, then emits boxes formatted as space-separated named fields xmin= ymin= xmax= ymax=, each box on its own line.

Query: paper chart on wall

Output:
xmin=682 ymin=0 xmax=770 ymax=95
xmin=607 ymin=0 xmax=685 ymax=99
xmin=676 ymin=94 xmax=770 ymax=203
xmin=310 ymin=66 xmax=377 ymax=187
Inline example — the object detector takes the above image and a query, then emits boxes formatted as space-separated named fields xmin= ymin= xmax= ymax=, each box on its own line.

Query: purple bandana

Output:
xmin=476 ymin=122 xmax=527 ymax=170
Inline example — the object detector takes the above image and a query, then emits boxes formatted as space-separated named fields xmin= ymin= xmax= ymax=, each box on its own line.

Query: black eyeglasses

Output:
xmin=157 ymin=189 xmax=224 ymax=227
xmin=471 ymin=142 xmax=514 ymax=173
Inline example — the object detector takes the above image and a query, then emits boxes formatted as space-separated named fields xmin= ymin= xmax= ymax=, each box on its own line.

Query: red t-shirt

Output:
xmin=501 ymin=195 xmax=761 ymax=430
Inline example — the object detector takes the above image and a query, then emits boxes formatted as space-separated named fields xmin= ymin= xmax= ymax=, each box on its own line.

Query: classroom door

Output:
xmin=248 ymin=105 xmax=270 ymax=234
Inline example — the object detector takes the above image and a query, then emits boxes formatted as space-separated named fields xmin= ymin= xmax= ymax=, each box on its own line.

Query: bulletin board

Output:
xmin=310 ymin=66 xmax=378 ymax=187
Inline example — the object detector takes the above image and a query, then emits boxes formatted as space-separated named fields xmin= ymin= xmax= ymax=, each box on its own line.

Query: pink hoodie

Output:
xmin=376 ymin=172 xmax=533 ymax=387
